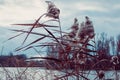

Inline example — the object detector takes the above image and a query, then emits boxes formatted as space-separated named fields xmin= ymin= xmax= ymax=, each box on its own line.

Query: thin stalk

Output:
xmin=0 ymin=46 xmax=4 ymax=55
xmin=22 ymin=13 xmax=47 ymax=45
xmin=58 ymin=17 xmax=63 ymax=41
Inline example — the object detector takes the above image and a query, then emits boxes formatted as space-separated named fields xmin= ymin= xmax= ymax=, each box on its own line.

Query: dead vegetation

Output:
xmin=2 ymin=1 xmax=120 ymax=80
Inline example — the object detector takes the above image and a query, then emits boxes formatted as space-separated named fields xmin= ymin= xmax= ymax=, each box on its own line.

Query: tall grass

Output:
xmin=2 ymin=1 xmax=120 ymax=80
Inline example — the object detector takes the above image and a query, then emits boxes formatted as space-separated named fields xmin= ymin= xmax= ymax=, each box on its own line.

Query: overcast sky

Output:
xmin=0 ymin=0 xmax=120 ymax=56
xmin=0 ymin=0 xmax=120 ymax=34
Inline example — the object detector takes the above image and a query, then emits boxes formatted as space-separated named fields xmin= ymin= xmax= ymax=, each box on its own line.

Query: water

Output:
xmin=0 ymin=67 xmax=119 ymax=80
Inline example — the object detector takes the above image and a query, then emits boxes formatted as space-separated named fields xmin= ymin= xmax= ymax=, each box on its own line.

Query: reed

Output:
xmin=1 ymin=1 xmax=119 ymax=80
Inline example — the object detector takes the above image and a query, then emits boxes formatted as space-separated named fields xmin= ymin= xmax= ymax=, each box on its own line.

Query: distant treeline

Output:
xmin=0 ymin=54 xmax=45 ymax=67
xmin=0 ymin=33 xmax=120 ymax=70
xmin=0 ymin=54 xmax=27 ymax=67
xmin=0 ymin=54 xmax=120 ymax=70
xmin=96 ymin=33 xmax=120 ymax=56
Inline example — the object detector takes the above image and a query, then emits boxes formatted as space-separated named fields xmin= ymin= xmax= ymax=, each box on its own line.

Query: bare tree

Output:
xmin=116 ymin=35 xmax=120 ymax=55
xmin=96 ymin=33 xmax=110 ymax=59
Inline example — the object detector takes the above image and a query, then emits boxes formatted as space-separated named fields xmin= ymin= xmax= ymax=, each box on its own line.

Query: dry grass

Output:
xmin=2 ymin=1 xmax=120 ymax=80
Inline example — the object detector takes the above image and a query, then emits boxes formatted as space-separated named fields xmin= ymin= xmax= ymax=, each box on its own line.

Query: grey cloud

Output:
xmin=0 ymin=0 xmax=4 ymax=5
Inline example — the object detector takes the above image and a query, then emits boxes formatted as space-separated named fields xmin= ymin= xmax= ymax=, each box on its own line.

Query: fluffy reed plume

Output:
xmin=46 ymin=1 xmax=60 ymax=19
xmin=4 ymin=1 xmax=120 ymax=80
xmin=111 ymin=56 xmax=119 ymax=65
xmin=97 ymin=70 xmax=105 ymax=80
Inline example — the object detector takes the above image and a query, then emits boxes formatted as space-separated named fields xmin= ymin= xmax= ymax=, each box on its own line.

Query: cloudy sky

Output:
xmin=0 ymin=0 xmax=120 ymax=56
